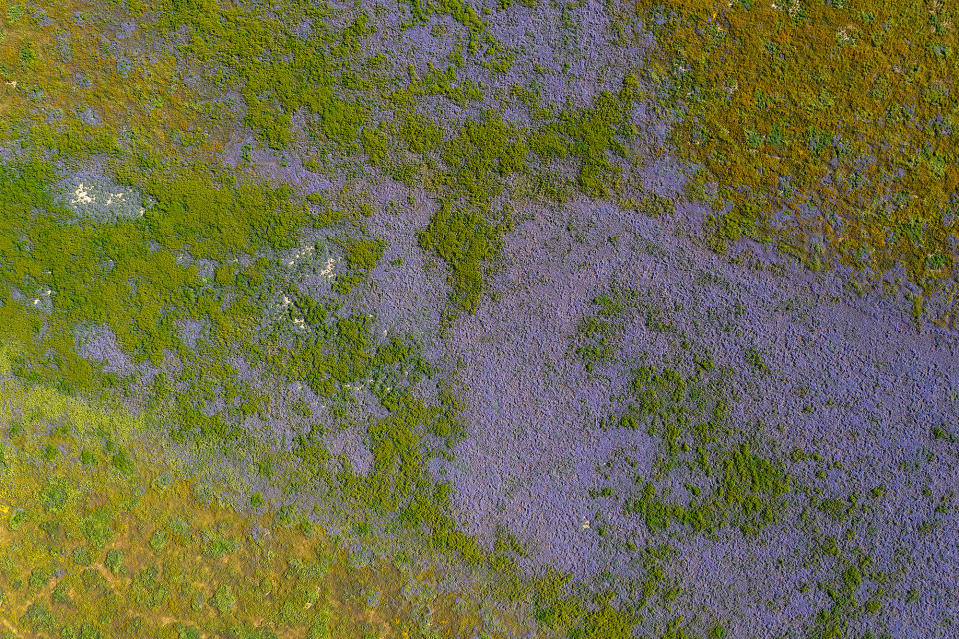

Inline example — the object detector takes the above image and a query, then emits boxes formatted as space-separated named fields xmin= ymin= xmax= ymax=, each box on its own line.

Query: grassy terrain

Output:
xmin=639 ymin=0 xmax=959 ymax=324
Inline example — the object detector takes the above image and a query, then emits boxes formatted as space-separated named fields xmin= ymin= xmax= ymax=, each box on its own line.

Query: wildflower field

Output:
xmin=0 ymin=1 xmax=956 ymax=638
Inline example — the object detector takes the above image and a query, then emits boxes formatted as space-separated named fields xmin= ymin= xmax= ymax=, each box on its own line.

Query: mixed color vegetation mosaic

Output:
xmin=0 ymin=0 xmax=957 ymax=637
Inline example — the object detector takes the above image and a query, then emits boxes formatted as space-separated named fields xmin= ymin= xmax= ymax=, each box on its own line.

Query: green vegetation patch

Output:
xmin=419 ymin=200 xmax=511 ymax=312
xmin=0 ymin=375 xmax=522 ymax=638
xmin=641 ymin=0 xmax=959 ymax=320
xmin=605 ymin=357 xmax=791 ymax=536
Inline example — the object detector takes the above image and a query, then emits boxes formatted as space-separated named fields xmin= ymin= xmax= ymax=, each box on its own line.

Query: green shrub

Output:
xmin=343 ymin=237 xmax=385 ymax=271
xmin=213 ymin=583 xmax=237 ymax=615
xmin=419 ymin=201 xmax=509 ymax=312
xmin=105 ymin=548 xmax=125 ymax=576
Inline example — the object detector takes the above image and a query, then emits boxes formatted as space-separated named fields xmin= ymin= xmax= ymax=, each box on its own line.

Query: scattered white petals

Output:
xmin=319 ymin=256 xmax=337 ymax=279
xmin=71 ymin=183 xmax=94 ymax=205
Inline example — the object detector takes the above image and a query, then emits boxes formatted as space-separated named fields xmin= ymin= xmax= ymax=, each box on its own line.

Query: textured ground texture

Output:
xmin=0 ymin=1 xmax=957 ymax=638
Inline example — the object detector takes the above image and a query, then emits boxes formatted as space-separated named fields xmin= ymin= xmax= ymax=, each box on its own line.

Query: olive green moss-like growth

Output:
xmin=414 ymin=112 xmax=529 ymax=312
xmin=604 ymin=359 xmax=791 ymax=537
xmin=416 ymin=74 xmax=640 ymax=314
xmin=441 ymin=115 xmax=529 ymax=204
xmin=0 ymin=157 xmax=310 ymax=384
xmin=397 ymin=112 xmax=447 ymax=156
xmin=560 ymin=76 xmax=640 ymax=199
xmin=391 ymin=63 xmax=486 ymax=111
xmin=323 ymin=233 xmax=388 ymax=295
xmin=0 ymin=150 xmax=308 ymax=440
xmin=419 ymin=200 xmax=512 ymax=312
xmin=525 ymin=568 xmax=637 ymax=639
xmin=638 ymin=1 xmax=959 ymax=320
xmin=524 ymin=73 xmax=641 ymax=202
xmin=400 ymin=0 xmax=513 ymax=70
xmin=0 ymin=379 xmax=525 ymax=639
xmin=158 ymin=0 xmax=379 ymax=152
